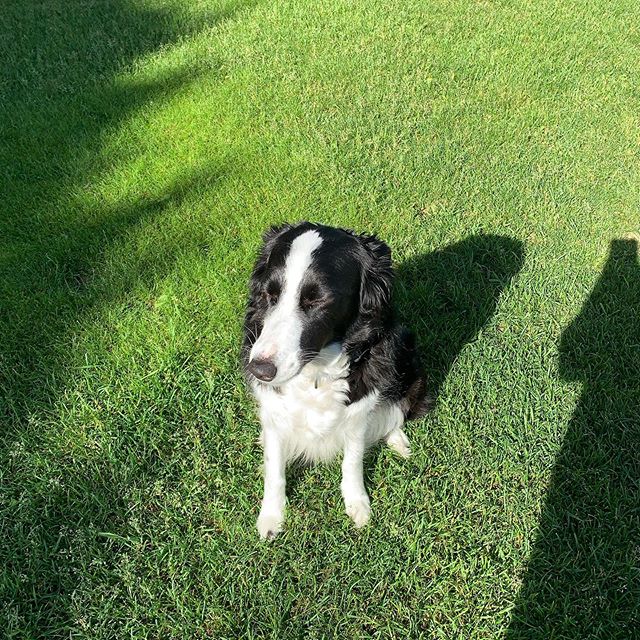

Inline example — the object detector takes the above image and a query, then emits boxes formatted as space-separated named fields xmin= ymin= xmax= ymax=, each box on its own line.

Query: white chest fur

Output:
xmin=252 ymin=344 xmax=380 ymax=463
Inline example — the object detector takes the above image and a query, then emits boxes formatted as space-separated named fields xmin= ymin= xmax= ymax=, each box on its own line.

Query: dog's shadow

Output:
xmin=288 ymin=234 xmax=525 ymax=503
xmin=395 ymin=233 xmax=525 ymax=399
xmin=362 ymin=233 xmax=525 ymax=491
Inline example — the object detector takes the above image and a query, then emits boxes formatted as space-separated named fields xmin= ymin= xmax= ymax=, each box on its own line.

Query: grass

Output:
xmin=0 ymin=0 xmax=638 ymax=637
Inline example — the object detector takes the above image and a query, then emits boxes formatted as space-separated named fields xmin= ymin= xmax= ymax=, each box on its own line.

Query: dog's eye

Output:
xmin=262 ymin=291 xmax=279 ymax=306
xmin=301 ymin=297 xmax=322 ymax=312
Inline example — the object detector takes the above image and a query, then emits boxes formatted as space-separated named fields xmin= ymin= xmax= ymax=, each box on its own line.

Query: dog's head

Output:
xmin=243 ymin=222 xmax=393 ymax=386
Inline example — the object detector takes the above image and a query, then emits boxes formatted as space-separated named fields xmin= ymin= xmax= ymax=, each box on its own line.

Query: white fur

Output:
xmin=254 ymin=343 xmax=408 ymax=538
xmin=249 ymin=230 xmax=323 ymax=385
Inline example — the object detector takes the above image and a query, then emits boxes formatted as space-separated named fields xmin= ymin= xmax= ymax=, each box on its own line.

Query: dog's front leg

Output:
xmin=341 ymin=427 xmax=371 ymax=528
xmin=257 ymin=426 xmax=286 ymax=539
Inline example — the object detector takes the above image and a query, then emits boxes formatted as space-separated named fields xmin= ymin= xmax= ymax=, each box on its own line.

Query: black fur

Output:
xmin=243 ymin=222 xmax=434 ymax=420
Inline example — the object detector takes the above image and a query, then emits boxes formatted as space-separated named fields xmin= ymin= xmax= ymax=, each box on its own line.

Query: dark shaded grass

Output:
xmin=508 ymin=239 xmax=640 ymax=640
xmin=0 ymin=1 xmax=231 ymax=420
xmin=359 ymin=234 xmax=526 ymax=489
xmin=396 ymin=235 xmax=526 ymax=397
xmin=0 ymin=1 xmax=245 ymax=635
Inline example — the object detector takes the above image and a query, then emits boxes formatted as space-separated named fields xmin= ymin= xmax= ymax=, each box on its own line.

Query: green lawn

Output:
xmin=1 ymin=0 xmax=639 ymax=637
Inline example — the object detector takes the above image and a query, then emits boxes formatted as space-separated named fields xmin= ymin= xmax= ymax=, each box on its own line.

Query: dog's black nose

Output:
xmin=247 ymin=358 xmax=277 ymax=382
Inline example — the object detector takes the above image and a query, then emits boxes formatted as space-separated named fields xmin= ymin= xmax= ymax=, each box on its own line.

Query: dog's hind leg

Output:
xmin=370 ymin=402 xmax=411 ymax=458
xmin=386 ymin=427 xmax=411 ymax=458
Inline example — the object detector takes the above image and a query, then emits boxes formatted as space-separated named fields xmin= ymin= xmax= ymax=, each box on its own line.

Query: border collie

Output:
xmin=242 ymin=222 xmax=433 ymax=538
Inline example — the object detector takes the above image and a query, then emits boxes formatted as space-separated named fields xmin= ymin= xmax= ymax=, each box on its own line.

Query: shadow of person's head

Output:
xmin=507 ymin=237 xmax=640 ymax=638
xmin=560 ymin=237 xmax=640 ymax=387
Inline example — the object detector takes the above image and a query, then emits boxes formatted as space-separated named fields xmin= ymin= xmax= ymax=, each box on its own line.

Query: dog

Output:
xmin=242 ymin=222 xmax=433 ymax=538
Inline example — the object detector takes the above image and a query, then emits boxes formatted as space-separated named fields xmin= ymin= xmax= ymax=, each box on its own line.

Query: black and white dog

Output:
xmin=242 ymin=222 xmax=433 ymax=538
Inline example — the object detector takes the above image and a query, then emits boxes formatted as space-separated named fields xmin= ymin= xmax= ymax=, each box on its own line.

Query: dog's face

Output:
xmin=243 ymin=223 xmax=392 ymax=386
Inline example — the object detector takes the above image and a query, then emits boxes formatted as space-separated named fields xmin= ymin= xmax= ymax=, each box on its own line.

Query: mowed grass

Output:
xmin=1 ymin=0 xmax=639 ymax=637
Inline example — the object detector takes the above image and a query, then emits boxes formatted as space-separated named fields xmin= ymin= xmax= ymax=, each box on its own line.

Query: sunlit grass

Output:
xmin=1 ymin=1 xmax=638 ymax=637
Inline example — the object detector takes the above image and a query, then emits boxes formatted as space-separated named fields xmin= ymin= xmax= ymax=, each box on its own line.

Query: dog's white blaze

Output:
xmin=250 ymin=230 xmax=323 ymax=383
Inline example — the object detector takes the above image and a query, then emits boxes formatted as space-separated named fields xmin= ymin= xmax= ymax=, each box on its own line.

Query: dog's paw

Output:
xmin=345 ymin=495 xmax=371 ymax=528
xmin=386 ymin=428 xmax=411 ymax=458
xmin=256 ymin=511 xmax=284 ymax=540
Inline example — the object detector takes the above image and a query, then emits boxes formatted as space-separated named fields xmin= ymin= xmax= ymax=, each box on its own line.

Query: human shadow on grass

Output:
xmin=0 ymin=1 xmax=252 ymax=635
xmin=507 ymin=238 xmax=640 ymax=639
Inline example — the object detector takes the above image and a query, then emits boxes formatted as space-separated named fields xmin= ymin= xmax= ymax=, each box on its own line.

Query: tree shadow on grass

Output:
xmin=0 ymin=1 xmax=253 ymax=635
xmin=0 ymin=0 xmax=253 ymax=427
xmin=507 ymin=238 xmax=640 ymax=639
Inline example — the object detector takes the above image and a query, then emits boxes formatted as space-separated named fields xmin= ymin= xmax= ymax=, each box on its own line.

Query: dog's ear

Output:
xmin=250 ymin=223 xmax=293 ymax=285
xmin=358 ymin=233 xmax=394 ymax=315
xmin=261 ymin=222 xmax=292 ymax=247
